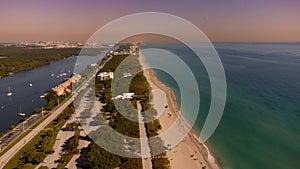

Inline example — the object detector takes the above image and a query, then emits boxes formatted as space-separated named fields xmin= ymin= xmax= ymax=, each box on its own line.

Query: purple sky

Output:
xmin=0 ymin=0 xmax=299 ymax=42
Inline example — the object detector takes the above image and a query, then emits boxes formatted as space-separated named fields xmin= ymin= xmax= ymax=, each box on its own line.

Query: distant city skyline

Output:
xmin=1 ymin=0 xmax=300 ymax=42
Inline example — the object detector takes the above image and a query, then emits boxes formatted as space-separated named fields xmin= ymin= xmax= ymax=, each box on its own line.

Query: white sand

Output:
xmin=140 ymin=54 xmax=220 ymax=169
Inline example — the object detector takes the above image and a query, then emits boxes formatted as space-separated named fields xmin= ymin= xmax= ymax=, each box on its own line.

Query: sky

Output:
xmin=0 ymin=0 xmax=300 ymax=42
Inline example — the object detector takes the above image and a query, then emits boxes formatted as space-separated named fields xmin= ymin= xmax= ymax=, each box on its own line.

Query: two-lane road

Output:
xmin=0 ymin=54 xmax=112 ymax=169
xmin=0 ymin=98 xmax=73 ymax=168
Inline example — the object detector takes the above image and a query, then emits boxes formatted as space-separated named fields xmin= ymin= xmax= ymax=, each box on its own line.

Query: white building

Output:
xmin=97 ymin=72 xmax=114 ymax=80
xmin=123 ymin=93 xmax=134 ymax=99
xmin=122 ymin=73 xmax=132 ymax=78
xmin=113 ymin=95 xmax=124 ymax=100
xmin=112 ymin=93 xmax=135 ymax=100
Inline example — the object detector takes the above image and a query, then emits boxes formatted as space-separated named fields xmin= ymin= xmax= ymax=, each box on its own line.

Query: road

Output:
xmin=0 ymin=53 xmax=111 ymax=168
xmin=0 ymin=113 xmax=43 ymax=151
xmin=137 ymin=101 xmax=153 ymax=169
xmin=0 ymin=97 xmax=73 ymax=168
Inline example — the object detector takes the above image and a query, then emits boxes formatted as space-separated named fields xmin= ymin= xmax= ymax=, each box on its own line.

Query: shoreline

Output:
xmin=0 ymin=47 xmax=80 ymax=78
xmin=0 ymin=55 xmax=76 ymax=78
xmin=0 ymin=55 xmax=77 ymax=133
xmin=139 ymin=53 xmax=220 ymax=169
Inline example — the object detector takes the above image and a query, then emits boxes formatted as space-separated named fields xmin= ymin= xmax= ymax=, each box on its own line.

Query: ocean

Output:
xmin=142 ymin=42 xmax=300 ymax=169
xmin=1 ymin=42 xmax=299 ymax=168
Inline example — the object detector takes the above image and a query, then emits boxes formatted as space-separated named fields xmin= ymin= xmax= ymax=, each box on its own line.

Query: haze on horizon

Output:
xmin=0 ymin=0 xmax=300 ymax=43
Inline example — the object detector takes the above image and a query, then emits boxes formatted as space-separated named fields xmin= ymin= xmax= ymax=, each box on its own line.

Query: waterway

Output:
xmin=0 ymin=56 xmax=76 ymax=132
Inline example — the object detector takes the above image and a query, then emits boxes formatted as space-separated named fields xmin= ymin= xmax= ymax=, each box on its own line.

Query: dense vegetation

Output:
xmin=82 ymin=45 xmax=170 ymax=169
xmin=56 ymin=128 xmax=80 ymax=169
xmin=3 ymin=44 xmax=170 ymax=169
xmin=44 ymin=90 xmax=71 ymax=111
xmin=83 ymin=142 xmax=143 ymax=169
xmin=0 ymin=47 xmax=80 ymax=77
xmin=65 ymin=122 xmax=79 ymax=131
xmin=100 ymin=54 xmax=128 ymax=72
xmin=37 ymin=166 xmax=49 ymax=169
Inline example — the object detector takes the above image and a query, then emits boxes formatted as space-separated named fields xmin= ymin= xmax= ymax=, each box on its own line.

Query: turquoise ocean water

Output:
xmin=142 ymin=42 xmax=300 ymax=169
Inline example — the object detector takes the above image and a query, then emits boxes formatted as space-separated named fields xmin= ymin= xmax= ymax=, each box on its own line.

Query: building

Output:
xmin=52 ymin=74 xmax=81 ymax=96
xmin=113 ymin=50 xmax=131 ymax=55
xmin=112 ymin=93 xmax=135 ymax=100
xmin=97 ymin=72 xmax=114 ymax=80
xmin=122 ymin=73 xmax=132 ymax=78
xmin=123 ymin=93 xmax=134 ymax=99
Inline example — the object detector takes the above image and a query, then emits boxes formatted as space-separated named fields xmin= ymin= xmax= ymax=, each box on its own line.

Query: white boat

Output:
xmin=58 ymin=72 xmax=67 ymax=77
xmin=29 ymin=83 xmax=33 ymax=87
xmin=18 ymin=106 xmax=26 ymax=116
xmin=51 ymin=73 xmax=55 ymax=77
xmin=7 ymin=87 xmax=12 ymax=96
xmin=18 ymin=112 xmax=26 ymax=117
xmin=40 ymin=95 xmax=46 ymax=99
xmin=59 ymin=68 xmax=66 ymax=77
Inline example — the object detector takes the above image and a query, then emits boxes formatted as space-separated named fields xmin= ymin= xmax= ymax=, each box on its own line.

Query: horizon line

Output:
xmin=1 ymin=41 xmax=300 ymax=44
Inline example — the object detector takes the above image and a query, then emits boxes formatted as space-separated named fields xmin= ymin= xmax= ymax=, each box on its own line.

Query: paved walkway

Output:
xmin=35 ymin=114 xmax=77 ymax=169
xmin=65 ymin=131 xmax=90 ymax=169
xmin=137 ymin=101 xmax=153 ymax=169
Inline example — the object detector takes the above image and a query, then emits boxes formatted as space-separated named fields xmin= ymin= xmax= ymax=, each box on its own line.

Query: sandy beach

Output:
xmin=139 ymin=54 xmax=220 ymax=169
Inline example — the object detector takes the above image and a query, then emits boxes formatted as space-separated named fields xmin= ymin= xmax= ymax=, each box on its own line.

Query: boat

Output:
xmin=59 ymin=68 xmax=67 ymax=77
xmin=18 ymin=106 xmax=26 ymax=117
xmin=29 ymin=83 xmax=33 ymax=87
xmin=18 ymin=112 xmax=26 ymax=117
xmin=58 ymin=72 xmax=67 ymax=77
xmin=7 ymin=87 xmax=12 ymax=96
xmin=40 ymin=93 xmax=48 ymax=99
xmin=51 ymin=73 xmax=55 ymax=77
